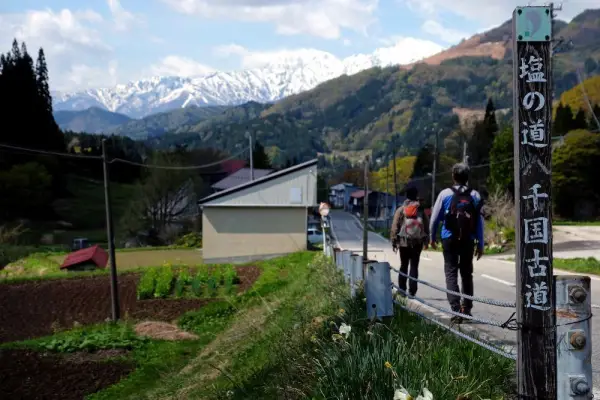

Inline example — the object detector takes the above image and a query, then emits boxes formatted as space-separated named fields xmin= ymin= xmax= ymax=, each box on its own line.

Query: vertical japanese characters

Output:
xmin=518 ymin=47 xmax=552 ymax=312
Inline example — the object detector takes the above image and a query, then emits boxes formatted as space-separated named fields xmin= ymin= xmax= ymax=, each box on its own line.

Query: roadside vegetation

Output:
xmin=554 ymin=257 xmax=600 ymax=274
xmin=1 ymin=250 xmax=515 ymax=399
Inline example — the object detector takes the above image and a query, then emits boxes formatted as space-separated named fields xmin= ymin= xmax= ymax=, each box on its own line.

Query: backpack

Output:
xmin=398 ymin=201 xmax=426 ymax=242
xmin=445 ymin=187 xmax=480 ymax=241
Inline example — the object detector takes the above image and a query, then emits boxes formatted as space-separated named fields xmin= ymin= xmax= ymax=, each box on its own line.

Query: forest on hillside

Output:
xmin=0 ymin=40 xmax=283 ymax=254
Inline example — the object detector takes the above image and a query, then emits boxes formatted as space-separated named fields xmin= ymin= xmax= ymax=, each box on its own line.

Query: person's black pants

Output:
xmin=398 ymin=244 xmax=422 ymax=296
xmin=442 ymin=238 xmax=475 ymax=312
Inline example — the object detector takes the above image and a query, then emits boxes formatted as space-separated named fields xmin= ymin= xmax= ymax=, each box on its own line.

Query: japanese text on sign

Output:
xmin=518 ymin=46 xmax=551 ymax=312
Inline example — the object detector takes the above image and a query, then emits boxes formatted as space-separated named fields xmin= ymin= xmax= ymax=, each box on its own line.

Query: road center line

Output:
xmin=481 ymin=274 xmax=516 ymax=287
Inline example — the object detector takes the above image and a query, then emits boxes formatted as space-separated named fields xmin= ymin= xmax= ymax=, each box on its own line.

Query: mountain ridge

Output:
xmin=51 ymin=40 xmax=445 ymax=118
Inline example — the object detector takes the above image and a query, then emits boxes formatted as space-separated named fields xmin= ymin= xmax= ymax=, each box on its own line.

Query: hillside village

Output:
xmin=1 ymin=4 xmax=600 ymax=400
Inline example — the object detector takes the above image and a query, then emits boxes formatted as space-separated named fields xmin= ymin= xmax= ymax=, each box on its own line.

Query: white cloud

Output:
xmin=148 ymin=55 xmax=215 ymax=77
xmin=372 ymin=36 xmax=444 ymax=64
xmin=343 ymin=38 xmax=352 ymax=46
xmin=107 ymin=0 xmax=143 ymax=31
xmin=0 ymin=9 xmax=117 ymax=91
xmin=422 ymin=20 xmax=468 ymax=44
xmin=214 ymin=37 xmax=444 ymax=71
xmin=214 ymin=44 xmax=339 ymax=69
xmin=162 ymin=0 xmax=378 ymax=39
xmin=402 ymin=0 xmax=598 ymax=26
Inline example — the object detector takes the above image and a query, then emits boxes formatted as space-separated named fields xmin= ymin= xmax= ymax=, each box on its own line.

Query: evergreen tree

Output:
xmin=410 ymin=143 xmax=434 ymax=179
xmin=468 ymin=98 xmax=498 ymax=166
xmin=36 ymin=48 xmax=52 ymax=115
xmin=252 ymin=141 xmax=271 ymax=169
xmin=554 ymin=104 xmax=575 ymax=136
xmin=591 ymin=104 xmax=600 ymax=130
xmin=573 ymin=108 xmax=588 ymax=131
xmin=488 ymin=125 xmax=514 ymax=196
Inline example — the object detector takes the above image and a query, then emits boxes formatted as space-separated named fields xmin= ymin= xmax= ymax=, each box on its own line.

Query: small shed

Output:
xmin=60 ymin=245 xmax=109 ymax=272
xmin=198 ymin=159 xmax=318 ymax=264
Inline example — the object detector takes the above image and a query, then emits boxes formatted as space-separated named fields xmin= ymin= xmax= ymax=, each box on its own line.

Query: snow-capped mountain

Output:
xmin=52 ymin=42 xmax=443 ymax=119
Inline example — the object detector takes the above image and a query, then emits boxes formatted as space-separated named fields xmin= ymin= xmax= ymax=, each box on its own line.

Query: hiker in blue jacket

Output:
xmin=429 ymin=163 xmax=484 ymax=323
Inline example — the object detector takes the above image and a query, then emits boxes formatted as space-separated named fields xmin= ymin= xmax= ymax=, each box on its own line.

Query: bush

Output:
xmin=137 ymin=267 xmax=159 ymax=300
xmin=38 ymin=324 xmax=148 ymax=353
xmin=154 ymin=265 xmax=175 ymax=298
xmin=223 ymin=265 xmax=238 ymax=294
xmin=483 ymin=188 xmax=515 ymax=249
xmin=175 ymin=232 xmax=202 ymax=248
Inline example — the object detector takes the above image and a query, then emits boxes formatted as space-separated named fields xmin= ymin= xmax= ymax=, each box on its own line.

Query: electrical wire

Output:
xmin=108 ymin=147 xmax=250 ymax=170
xmin=0 ymin=143 xmax=103 ymax=159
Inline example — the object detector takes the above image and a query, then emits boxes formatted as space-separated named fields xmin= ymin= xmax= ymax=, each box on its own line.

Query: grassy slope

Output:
xmin=554 ymin=257 xmax=600 ymax=274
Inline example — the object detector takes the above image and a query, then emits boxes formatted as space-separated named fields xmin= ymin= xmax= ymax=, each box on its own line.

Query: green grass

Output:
xmin=553 ymin=257 xmax=600 ymax=274
xmin=212 ymin=284 xmax=513 ymax=399
xmin=503 ymin=257 xmax=600 ymax=275
xmin=3 ymin=323 xmax=149 ymax=353
xmin=553 ymin=220 xmax=600 ymax=226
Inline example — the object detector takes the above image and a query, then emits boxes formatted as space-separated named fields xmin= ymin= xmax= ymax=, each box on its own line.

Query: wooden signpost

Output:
xmin=512 ymin=6 xmax=556 ymax=399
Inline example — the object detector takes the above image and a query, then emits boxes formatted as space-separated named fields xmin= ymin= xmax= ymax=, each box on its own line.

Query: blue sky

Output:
xmin=0 ymin=0 xmax=595 ymax=92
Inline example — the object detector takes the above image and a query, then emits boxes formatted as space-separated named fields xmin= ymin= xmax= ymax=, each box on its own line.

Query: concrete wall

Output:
xmin=202 ymin=206 xmax=307 ymax=264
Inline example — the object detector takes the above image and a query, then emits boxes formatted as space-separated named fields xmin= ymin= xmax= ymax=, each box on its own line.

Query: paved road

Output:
xmin=329 ymin=209 xmax=600 ymax=391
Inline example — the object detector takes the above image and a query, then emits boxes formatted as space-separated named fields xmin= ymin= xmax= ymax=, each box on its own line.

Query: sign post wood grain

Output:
xmin=512 ymin=6 xmax=556 ymax=399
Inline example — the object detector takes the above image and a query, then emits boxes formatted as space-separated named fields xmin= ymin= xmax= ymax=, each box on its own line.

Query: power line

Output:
xmin=0 ymin=141 xmax=250 ymax=170
xmin=0 ymin=143 xmax=103 ymax=159
xmin=109 ymin=147 xmax=250 ymax=170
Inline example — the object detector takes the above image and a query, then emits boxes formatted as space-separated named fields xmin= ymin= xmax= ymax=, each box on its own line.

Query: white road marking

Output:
xmin=421 ymin=256 xmax=432 ymax=261
xmin=481 ymin=274 xmax=516 ymax=287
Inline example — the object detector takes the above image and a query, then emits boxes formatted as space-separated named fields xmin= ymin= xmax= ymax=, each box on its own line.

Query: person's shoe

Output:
xmin=460 ymin=306 xmax=472 ymax=322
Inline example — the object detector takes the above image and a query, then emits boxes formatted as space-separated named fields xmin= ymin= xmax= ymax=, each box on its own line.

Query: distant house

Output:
xmin=349 ymin=190 xmax=395 ymax=218
xmin=211 ymin=167 xmax=274 ymax=193
xmin=329 ymin=182 xmax=358 ymax=211
xmin=60 ymin=245 xmax=108 ymax=272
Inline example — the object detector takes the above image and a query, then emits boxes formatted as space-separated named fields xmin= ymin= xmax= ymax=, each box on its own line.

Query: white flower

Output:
xmin=416 ymin=388 xmax=433 ymax=400
xmin=339 ymin=323 xmax=351 ymax=338
xmin=393 ymin=387 xmax=412 ymax=400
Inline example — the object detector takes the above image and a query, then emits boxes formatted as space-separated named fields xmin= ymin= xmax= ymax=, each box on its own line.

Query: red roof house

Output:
xmin=220 ymin=159 xmax=246 ymax=175
xmin=60 ymin=245 xmax=109 ymax=271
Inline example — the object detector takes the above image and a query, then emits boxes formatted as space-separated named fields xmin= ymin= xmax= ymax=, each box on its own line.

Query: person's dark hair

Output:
xmin=406 ymin=186 xmax=418 ymax=201
xmin=452 ymin=163 xmax=470 ymax=185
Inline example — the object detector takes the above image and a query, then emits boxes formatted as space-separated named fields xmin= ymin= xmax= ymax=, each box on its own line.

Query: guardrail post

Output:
xmin=350 ymin=253 xmax=363 ymax=298
xmin=341 ymin=250 xmax=352 ymax=283
xmin=334 ymin=248 xmax=342 ymax=270
xmin=555 ymin=275 xmax=593 ymax=400
xmin=365 ymin=261 xmax=394 ymax=320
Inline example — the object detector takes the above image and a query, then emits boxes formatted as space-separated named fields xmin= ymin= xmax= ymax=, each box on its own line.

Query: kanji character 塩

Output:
xmin=519 ymin=56 xmax=547 ymax=83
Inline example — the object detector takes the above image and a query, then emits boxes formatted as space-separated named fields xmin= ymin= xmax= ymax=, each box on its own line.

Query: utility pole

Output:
xmin=392 ymin=147 xmax=398 ymax=202
xmin=385 ymin=153 xmax=390 ymax=233
xmin=101 ymin=139 xmax=120 ymax=322
xmin=513 ymin=6 xmax=556 ymax=399
xmin=362 ymin=155 xmax=369 ymax=260
xmin=463 ymin=141 xmax=468 ymax=165
xmin=431 ymin=130 xmax=438 ymax=208
xmin=246 ymin=128 xmax=254 ymax=181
